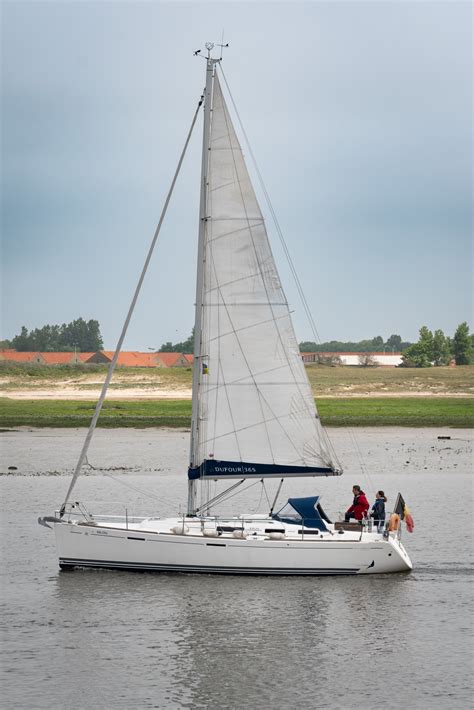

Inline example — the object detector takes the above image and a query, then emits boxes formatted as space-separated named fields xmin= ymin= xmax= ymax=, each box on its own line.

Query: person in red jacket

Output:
xmin=344 ymin=485 xmax=369 ymax=522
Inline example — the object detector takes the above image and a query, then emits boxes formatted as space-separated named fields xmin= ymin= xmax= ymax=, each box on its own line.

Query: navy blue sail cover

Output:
xmin=188 ymin=460 xmax=337 ymax=480
xmin=273 ymin=496 xmax=330 ymax=531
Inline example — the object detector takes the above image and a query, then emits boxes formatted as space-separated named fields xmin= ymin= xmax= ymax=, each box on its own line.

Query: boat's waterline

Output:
xmin=50 ymin=517 xmax=412 ymax=576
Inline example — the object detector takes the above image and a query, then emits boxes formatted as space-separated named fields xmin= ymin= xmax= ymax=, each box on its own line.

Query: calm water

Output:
xmin=1 ymin=427 xmax=473 ymax=709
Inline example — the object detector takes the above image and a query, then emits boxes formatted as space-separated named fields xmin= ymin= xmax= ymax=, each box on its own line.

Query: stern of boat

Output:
xmin=358 ymin=533 xmax=413 ymax=574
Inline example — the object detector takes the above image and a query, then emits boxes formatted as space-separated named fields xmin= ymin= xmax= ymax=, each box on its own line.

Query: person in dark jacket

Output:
xmin=370 ymin=491 xmax=387 ymax=532
xmin=344 ymin=485 xmax=369 ymax=522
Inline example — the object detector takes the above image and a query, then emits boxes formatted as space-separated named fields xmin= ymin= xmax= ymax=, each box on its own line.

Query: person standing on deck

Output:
xmin=345 ymin=485 xmax=369 ymax=522
xmin=370 ymin=491 xmax=387 ymax=532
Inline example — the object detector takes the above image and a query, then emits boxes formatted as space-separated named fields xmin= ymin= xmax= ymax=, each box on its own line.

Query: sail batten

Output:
xmin=194 ymin=71 xmax=340 ymax=478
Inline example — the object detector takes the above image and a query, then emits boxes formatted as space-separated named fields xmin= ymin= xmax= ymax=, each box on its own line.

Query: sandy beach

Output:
xmin=1 ymin=386 xmax=193 ymax=400
xmin=3 ymin=387 xmax=472 ymax=400
xmin=1 ymin=364 xmax=472 ymax=400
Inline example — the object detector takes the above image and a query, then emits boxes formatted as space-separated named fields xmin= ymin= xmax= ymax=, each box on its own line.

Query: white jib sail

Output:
xmin=196 ymin=72 xmax=339 ymax=475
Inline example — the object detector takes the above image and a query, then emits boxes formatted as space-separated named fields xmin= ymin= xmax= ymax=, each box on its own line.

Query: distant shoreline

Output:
xmin=1 ymin=364 xmax=472 ymax=428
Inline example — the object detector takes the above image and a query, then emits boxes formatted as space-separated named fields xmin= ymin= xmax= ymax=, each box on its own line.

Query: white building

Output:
xmin=301 ymin=352 xmax=403 ymax=366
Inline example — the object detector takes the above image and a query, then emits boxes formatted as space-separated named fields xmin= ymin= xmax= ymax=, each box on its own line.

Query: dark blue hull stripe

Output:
xmin=59 ymin=558 xmax=359 ymax=575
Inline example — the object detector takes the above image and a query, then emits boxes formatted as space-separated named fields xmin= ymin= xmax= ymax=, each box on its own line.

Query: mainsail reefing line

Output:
xmin=187 ymin=61 xmax=342 ymax=509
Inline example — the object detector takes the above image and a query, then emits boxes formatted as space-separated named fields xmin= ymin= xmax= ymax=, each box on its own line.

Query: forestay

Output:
xmin=188 ymin=73 xmax=341 ymax=480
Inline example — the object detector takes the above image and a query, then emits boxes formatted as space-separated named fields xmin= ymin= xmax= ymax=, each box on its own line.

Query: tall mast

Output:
xmin=188 ymin=45 xmax=219 ymax=514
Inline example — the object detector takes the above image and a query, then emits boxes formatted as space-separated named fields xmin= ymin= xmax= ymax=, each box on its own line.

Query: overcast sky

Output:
xmin=2 ymin=0 xmax=472 ymax=350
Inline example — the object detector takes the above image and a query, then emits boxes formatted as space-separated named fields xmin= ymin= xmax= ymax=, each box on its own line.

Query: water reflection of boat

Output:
xmin=39 ymin=43 xmax=412 ymax=575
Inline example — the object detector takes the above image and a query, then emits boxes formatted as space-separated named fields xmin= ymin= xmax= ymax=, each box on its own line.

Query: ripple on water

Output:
xmin=1 ymin=428 xmax=473 ymax=709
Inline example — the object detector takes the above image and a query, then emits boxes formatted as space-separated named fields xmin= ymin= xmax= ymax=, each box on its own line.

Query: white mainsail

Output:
xmin=191 ymin=72 xmax=340 ymax=479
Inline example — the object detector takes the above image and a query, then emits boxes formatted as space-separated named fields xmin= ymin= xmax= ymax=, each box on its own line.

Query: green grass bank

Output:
xmin=0 ymin=397 xmax=472 ymax=429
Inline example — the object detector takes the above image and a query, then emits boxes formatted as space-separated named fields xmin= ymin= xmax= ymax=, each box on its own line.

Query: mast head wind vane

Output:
xmin=193 ymin=41 xmax=229 ymax=61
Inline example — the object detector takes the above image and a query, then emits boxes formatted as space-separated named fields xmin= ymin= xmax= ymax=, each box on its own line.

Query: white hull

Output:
xmin=51 ymin=517 xmax=412 ymax=576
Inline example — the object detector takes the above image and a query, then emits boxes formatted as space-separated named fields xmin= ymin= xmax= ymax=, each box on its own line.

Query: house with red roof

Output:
xmin=0 ymin=351 xmax=46 ymax=364
xmin=85 ymin=351 xmax=149 ymax=366
xmin=0 ymin=351 xmax=98 ymax=366
xmin=84 ymin=351 xmax=189 ymax=367
xmin=41 ymin=352 xmax=79 ymax=365
xmin=77 ymin=353 xmax=96 ymax=363
xmin=1 ymin=350 xmax=196 ymax=368
xmin=155 ymin=352 xmax=190 ymax=367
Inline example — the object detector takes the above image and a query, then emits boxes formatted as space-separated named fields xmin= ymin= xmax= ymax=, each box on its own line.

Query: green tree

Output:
xmin=176 ymin=329 xmax=195 ymax=355
xmin=60 ymin=318 xmax=103 ymax=351
xmin=432 ymin=329 xmax=451 ymax=366
xmin=159 ymin=328 xmax=195 ymax=354
xmin=385 ymin=334 xmax=402 ymax=351
xmin=10 ymin=319 xmax=103 ymax=352
xmin=299 ymin=336 xmax=413 ymax=353
xmin=299 ymin=341 xmax=319 ymax=352
xmin=27 ymin=324 xmax=62 ymax=351
xmin=11 ymin=326 xmax=30 ymax=351
xmin=82 ymin=320 xmax=103 ymax=351
xmin=401 ymin=326 xmax=434 ymax=367
xmin=453 ymin=322 xmax=472 ymax=365
xmin=159 ymin=341 xmax=175 ymax=352
xmin=419 ymin=326 xmax=434 ymax=357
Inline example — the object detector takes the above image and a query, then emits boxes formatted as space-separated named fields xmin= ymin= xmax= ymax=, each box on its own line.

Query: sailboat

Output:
xmin=39 ymin=45 xmax=412 ymax=575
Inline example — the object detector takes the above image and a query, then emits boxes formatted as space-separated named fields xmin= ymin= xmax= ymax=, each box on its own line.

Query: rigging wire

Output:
xmin=348 ymin=427 xmax=377 ymax=500
xmin=82 ymin=458 xmax=164 ymax=502
xmin=254 ymin=481 xmax=265 ymax=513
xmin=205 ymin=478 xmax=263 ymax=510
xmin=253 ymin=480 xmax=272 ymax=514
xmin=102 ymin=473 xmax=163 ymax=503
xmin=262 ymin=480 xmax=271 ymax=509
xmin=60 ymin=91 xmax=205 ymax=514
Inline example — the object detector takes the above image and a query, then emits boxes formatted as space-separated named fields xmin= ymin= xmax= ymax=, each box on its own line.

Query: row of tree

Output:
xmin=158 ymin=331 xmax=412 ymax=354
xmin=159 ymin=329 xmax=194 ymax=354
xmin=157 ymin=326 xmax=474 ymax=367
xmin=299 ymin=334 xmax=411 ymax=353
xmin=4 ymin=320 xmax=471 ymax=365
xmin=5 ymin=319 xmax=103 ymax=352
xmin=401 ymin=323 xmax=472 ymax=367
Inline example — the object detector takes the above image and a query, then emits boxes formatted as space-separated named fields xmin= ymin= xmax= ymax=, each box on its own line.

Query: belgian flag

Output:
xmin=394 ymin=492 xmax=415 ymax=533
xmin=394 ymin=493 xmax=406 ymax=520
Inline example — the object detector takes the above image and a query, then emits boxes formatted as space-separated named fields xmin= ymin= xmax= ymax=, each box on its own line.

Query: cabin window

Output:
xmin=275 ymin=502 xmax=301 ymax=522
